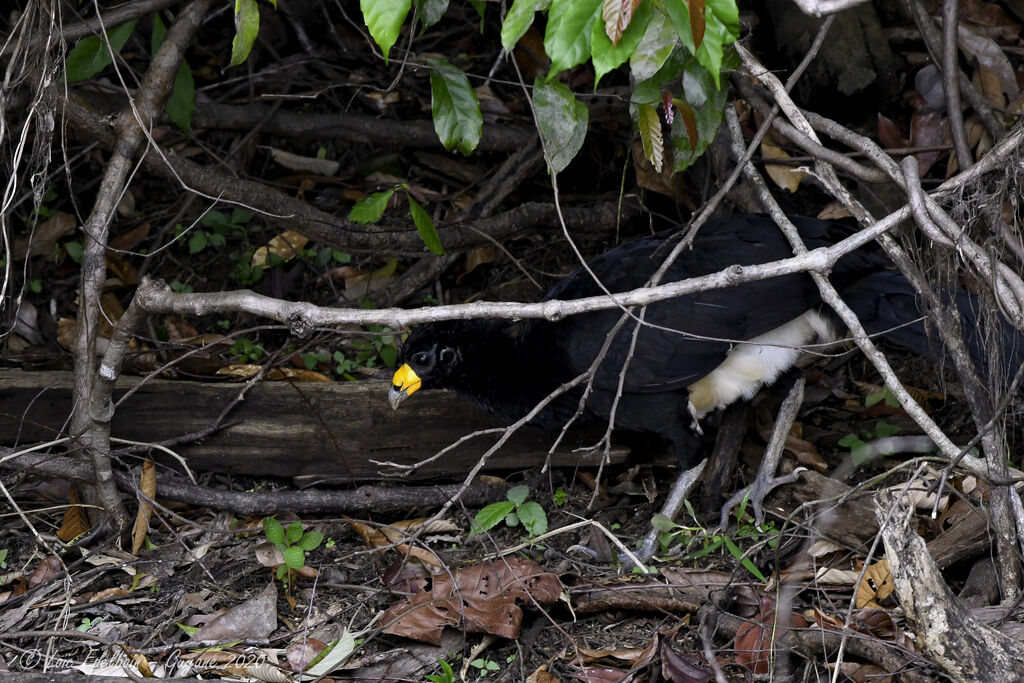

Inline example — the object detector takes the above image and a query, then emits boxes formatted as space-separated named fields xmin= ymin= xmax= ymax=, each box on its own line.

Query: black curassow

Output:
xmin=388 ymin=214 xmax=1024 ymax=493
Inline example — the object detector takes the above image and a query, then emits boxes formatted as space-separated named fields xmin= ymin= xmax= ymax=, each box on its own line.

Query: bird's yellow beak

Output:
xmin=388 ymin=364 xmax=421 ymax=410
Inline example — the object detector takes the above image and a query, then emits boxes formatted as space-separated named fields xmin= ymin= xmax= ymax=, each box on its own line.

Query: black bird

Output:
xmin=388 ymin=214 xmax=1022 ymax=475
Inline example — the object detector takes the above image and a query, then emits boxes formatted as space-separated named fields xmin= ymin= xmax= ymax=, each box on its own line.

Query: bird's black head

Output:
xmin=388 ymin=321 xmax=476 ymax=410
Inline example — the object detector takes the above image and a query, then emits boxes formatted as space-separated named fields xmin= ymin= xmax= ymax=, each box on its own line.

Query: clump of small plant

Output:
xmin=652 ymin=497 xmax=779 ymax=582
xmin=263 ymin=518 xmax=324 ymax=586
xmin=473 ymin=485 xmax=547 ymax=538
xmin=840 ymin=387 xmax=903 ymax=466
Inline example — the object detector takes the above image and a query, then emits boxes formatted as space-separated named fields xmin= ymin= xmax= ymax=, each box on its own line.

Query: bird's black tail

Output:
xmin=841 ymin=270 xmax=1024 ymax=393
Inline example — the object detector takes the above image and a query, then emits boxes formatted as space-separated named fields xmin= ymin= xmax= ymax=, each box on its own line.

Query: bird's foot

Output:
xmin=718 ymin=467 xmax=806 ymax=529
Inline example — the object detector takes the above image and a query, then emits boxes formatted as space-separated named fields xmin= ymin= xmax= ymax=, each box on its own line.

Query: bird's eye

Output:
xmin=412 ymin=352 xmax=431 ymax=366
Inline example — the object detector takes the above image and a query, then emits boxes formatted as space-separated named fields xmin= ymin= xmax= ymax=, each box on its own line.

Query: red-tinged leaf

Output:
xmin=602 ymin=0 xmax=625 ymax=45
xmin=659 ymin=639 xmax=713 ymax=683
xmin=876 ymin=113 xmax=908 ymax=151
xmin=688 ymin=0 xmax=705 ymax=50
xmin=662 ymin=91 xmax=674 ymax=125
xmin=910 ymin=111 xmax=945 ymax=177
xmin=672 ymin=97 xmax=698 ymax=153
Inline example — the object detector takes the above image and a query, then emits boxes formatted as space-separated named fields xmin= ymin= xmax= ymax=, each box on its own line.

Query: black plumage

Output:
xmin=388 ymin=214 xmax=1023 ymax=466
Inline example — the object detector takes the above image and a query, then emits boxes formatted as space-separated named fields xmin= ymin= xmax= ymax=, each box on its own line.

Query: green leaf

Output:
xmin=517 ymin=501 xmax=548 ymax=537
xmin=506 ymin=485 xmax=530 ymax=506
xmin=688 ymin=535 xmax=723 ymax=557
xmin=151 ymin=14 xmax=168 ymax=54
xmin=850 ymin=443 xmax=873 ymax=467
xmin=64 ymin=240 xmax=84 ymax=264
xmin=591 ymin=0 xmax=652 ymax=85
xmin=406 ymin=192 xmax=444 ymax=254
xmin=188 ymin=230 xmax=207 ymax=254
xmin=349 ymin=188 xmax=396 ymax=224
xmin=380 ymin=344 xmax=398 ymax=367
xmin=297 ymin=529 xmax=324 ymax=551
xmin=501 ymin=0 xmax=551 ymax=51
xmin=874 ymin=420 xmax=901 ymax=438
xmin=663 ymin=0 xmax=738 ymax=88
xmin=474 ymin=501 xmax=516 ymax=532
xmin=283 ymin=545 xmax=306 ymax=570
xmin=629 ymin=7 xmax=678 ymax=82
xmin=263 ymin=518 xmax=285 ymax=545
xmin=65 ymin=20 xmax=138 ymax=83
xmin=229 ymin=0 xmax=261 ymax=68
xmin=864 ymin=389 xmax=886 ymax=407
xmin=533 ymin=77 xmax=589 ymax=174
xmin=668 ymin=53 xmax=728 ymax=172
xmin=552 ymin=488 xmax=568 ymax=506
xmin=285 ymin=520 xmax=304 ymax=544
xmin=651 ymin=513 xmax=678 ymax=532
xmin=468 ymin=0 xmax=486 ymax=30
xmin=637 ymin=101 xmax=663 ymax=172
xmin=428 ymin=59 xmax=482 ymax=155
xmin=543 ymin=0 xmax=602 ymax=78
xmin=414 ymin=0 xmax=449 ymax=31
xmin=361 ymin=0 xmax=413 ymax=63
xmin=837 ymin=433 xmax=865 ymax=448
xmin=166 ymin=60 xmax=195 ymax=135
xmin=707 ymin=0 xmax=740 ymax=38
xmin=505 ymin=510 xmax=520 ymax=527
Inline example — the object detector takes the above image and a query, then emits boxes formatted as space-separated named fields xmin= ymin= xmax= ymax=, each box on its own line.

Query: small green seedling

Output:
xmin=473 ymin=485 xmax=547 ymax=538
xmin=263 ymin=518 xmax=324 ymax=587
xmin=425 ymin=658 xmax=456 ymax=683
xmin=552 ymin=488 xmax=568 ymax=507
xmin=469 ymin=657 xmax=500 ymax=677
xmin=652 ymin=497 xmax=778 ymax=582
xmin=77 ymin=616 xmax=102 ymax=632
xmin=231 ymin=338 xmax=265 ymax=363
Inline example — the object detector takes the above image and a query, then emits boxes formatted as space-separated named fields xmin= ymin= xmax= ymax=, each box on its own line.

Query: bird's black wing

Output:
xmin=527 ymin=215 xmax=864 ymax=394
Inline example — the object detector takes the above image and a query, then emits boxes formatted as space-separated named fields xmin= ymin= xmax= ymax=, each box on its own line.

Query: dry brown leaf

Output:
xmin=286 ymin=638 xmax=329 ymax=673
xmin=28 ymin=555 xmax=63 ymax=587
xmin=526 ymin=666 xmax=560 ymax=683
xmin=91 ymin=586 xmax=131 ymax=601
xmin=816 ymin=201 xmax=853 ymax=221
xmin=13 ymin=211 xmax=77 ymax=260
xmin=660 ymin=637 xmax=714 ymax=682
xmin=855 ymin=558 xmax=894 ymax=609
xmin=876 ymin=113 xmax=909 ymax=151
xmin=760 ymin=139 xmax=805 ymax=193
xmin=131 ymin=460 xmax=157 ymax=555
xmin=194 ymin=581 xmax=278 ymax=642
xmin=460 ymin=246 xmax=498 ymax=281
xmin=266 ymin=367 xmax=333 ymax=382
xmin=219 ymin=363 xmax=334 ymax=381
xmin=109 ymin=222 xmax=151 ymax=251
xmin=958 ymin=24 xmax=1018 ymax=100
xmin=734 ymin=595 xmax=808 ymax=674
xmin=910 ymin=111 xmax=946 ymax=177
xmin=631 ymin=139 xmax=691 ymax=205
xmin=381 ymin=557 xmax=562 ymax=645
xmin=115 ymin=189 xmax=136 ymax=217
xmin=216 ymin=364 xmax=262 ymax=378
xmin=252 ymin=230 xmax=310 ymax=268
xmin=58 ymin=486 xmax=90 ymax=542
xmin=105 ymin=252 xmax=139 ymax=285
xmin=852 ymin=380 xmax=944 ymax=406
